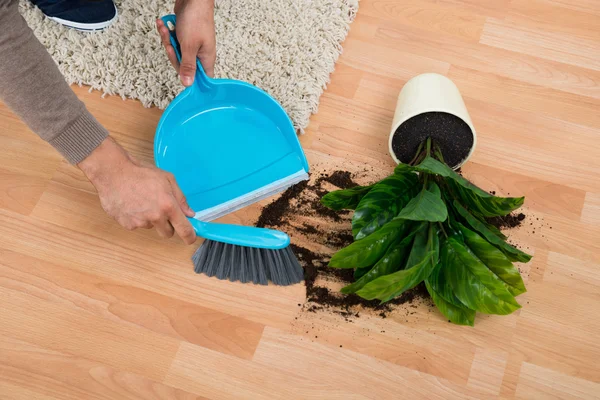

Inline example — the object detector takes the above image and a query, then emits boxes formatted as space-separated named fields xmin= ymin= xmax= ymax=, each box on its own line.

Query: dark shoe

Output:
xmin=30 ymin=0 xmax=118 ymax=31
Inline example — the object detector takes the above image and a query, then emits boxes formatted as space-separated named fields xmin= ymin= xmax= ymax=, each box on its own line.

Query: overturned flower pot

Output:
xmin=389 ymin=73 xmax=477 ymax=170
xmin=318 ymin=74 xmax=533 ymax=325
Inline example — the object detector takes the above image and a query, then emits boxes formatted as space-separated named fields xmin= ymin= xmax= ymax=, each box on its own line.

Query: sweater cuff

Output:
xmin=48 ymin=111 xmax=109 ymax=164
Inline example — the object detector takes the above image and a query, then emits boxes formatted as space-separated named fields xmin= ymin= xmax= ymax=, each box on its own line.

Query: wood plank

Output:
xmin=460 ymin=163 xmax=586 ymax=221
xmin=457 ymin=98 xmax=600 ymax=193
xmin=359 ymin=0 xmax=486 ymax=42
xmin=0 ymin=132 xmax=61 ymax=215
xmin=356 ymin=16 xmax=600 ymax=99
xmin=313 ymin=91 xmax=395 ymax=137
xmin=0 ymin=249 xmax=265 ymax=360
xmin=466 ymin=348 xmax=509 ymax=396
xmin=286 ymin=308 xmax=478 ymax=385
xmin=252 ymin=328 xmax=488 ymax=399
xmin=0 ymin=167 xmax=51 ymax=216
xmin=326 ymin=63 xmax=364 ymax=99
xmin=507 ymin=0 xmax=600 ymax=41
xmin=341 ymin=38 xmax=450 ymax=81
xmin=166 ymin=342 xmax=353 ymax=400
xmin=448 ymin=66 xmax=600 ymax=139
xmin=498 ymin=351 xmax=527 ymax=399
xmin=505 ymin=213 xmax=600 ymax=264
xmin=539 ymin=215 xmax=600 ymax=264
xmin=307 ymin=124 xmax=393 ymax=167
xmin=0 ymin=281 xmax=180 ymax=382
xmin=354 ymin=72 xmax=405 ymax=112
xmin=527 ymin=249 xmax=550 ymax=285
xmin=516 ymin=362 xmax=600 ymax=399
xmin=431 ymin=0 xmax=511 ymax=18
xmin=480 ymin=18 xmax=600 ymax=71
xmin=543 ymin=0 xmax=600 ymax=14
xmin=581 ymin=192 xmax=600 ymax=225
xmin=0 ymin=336 xmax=204 ymax=400
xmin=511 ymin=282 xmax=600 ymax=383
xmin=543 ymin=252 xmax=600 ymax=295
xmin=165 ymin=328 xmax=486 ymax=400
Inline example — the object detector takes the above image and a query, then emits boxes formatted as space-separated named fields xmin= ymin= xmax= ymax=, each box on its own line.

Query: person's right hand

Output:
xmin=78 ymin=137 xmax=197 ymax=245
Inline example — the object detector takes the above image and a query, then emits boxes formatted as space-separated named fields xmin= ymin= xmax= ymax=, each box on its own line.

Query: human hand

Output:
xmin=156 ymin=0 xmax=216 ymax=85
xmin=78 ymin=137 xmax=197 ymax=245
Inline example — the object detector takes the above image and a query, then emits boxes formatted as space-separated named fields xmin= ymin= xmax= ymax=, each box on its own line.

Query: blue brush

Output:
xmin=189 ymin=219 xmax=303 ymax=286
xmin=155 ymin=15 xmax=308 ymax=285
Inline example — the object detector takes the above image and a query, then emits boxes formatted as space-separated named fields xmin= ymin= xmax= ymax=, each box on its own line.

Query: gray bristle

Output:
xmin=191 ymin=240 xmax=304 ymax=286
xmin=215 ymin=243 xmax=232 ymax=279
xmin=204 ymin=240 xmax=223 ymax=277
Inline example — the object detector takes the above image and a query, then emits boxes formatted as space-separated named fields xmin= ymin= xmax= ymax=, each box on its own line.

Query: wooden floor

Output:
xmin=2 ymin=1 xmax=600 ymax=399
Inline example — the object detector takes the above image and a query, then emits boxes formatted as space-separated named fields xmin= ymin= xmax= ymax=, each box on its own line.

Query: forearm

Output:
xmin=0 ymin=0 xmax=108 ymax=164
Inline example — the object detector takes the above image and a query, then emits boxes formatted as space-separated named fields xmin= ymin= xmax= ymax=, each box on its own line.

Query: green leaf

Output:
xmin=426 ymin=259 xmax=470 ymax=309
xmin=356 ymin=223 xmax=439 ymax=302
xmin=445 ymin=192 xmax=506 ymax=240
xmin=404 ymin=222 xmax=430 ymax=266
xmin=352 ymin=173 xmax=420 ymax=240
xmin=354 ymin=266 xmax=372 ymax=281
xmin=425 ymin=279 xmax=475 ymax=326
xmin=397 ymin=181 xmax=448 ymax=222
xmin=321 ymin=184 xmax=374 ymax=211
xmin=480 ymin=216 xmax=508 ymax=240
xmin=459 ymin=224 xmax=527 ymax=296
xmin=442 ymin=238 xmax=521 ymax=315
xmin=414 ymin=157 xmax=524 ymax=217
xmin=453 ymin=200 xmax=532 ymax=263
xmin=329 ymin=219 xmax=412 ymax=269
xmin=341 ymin=229 xmax=420 ymax=294
xmin=394 ymin=163 xmax=415 ymax=175
xmin=483 ymin=220 xmax=507 ymax=240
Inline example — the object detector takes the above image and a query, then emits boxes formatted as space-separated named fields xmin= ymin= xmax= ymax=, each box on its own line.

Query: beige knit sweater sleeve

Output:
xmin=0 ymin=0 xmax=109 ymax=164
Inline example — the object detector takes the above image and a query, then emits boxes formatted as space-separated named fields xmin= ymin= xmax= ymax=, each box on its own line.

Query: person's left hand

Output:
xmin=156 ymin=0 xmax=216 ymax=86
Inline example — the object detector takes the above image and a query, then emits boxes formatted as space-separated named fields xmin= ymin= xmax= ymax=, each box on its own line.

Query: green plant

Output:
xmin=320 ymin=139 xmax=531 ymax=326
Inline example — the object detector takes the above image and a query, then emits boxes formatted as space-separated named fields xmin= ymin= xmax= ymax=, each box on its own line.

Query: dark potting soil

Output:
xmin=256 ymin=181 xmax=308 ymax=228
xmin=391 ymin=112 xmax=474 ymax=169
xmin=256 ymin=168 xmax=528 ymax=321
xmin=312 ymin=199 xmax=347 ymax=222
xmin=303 ymin=258 xmax=428 ymax=316
xmin=297 ymin=223 xmax=319 ymax=235
xmin=318 ymin=170 xmax=357 ymax=189
xmin=256 ymin=169 xmax=428 ymax=318
xmin=487 ymin=213 xmax=526 ymax=229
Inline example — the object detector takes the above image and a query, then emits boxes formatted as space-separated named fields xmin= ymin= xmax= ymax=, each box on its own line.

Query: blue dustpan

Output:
xmin=154 ymin=15 xmax=309 ymax=249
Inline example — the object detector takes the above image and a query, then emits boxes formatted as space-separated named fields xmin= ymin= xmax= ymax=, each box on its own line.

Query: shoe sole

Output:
xmin=48 ymin=4 xmax=118 ymax=32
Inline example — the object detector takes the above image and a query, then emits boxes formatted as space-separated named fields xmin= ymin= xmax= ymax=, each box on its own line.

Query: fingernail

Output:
xmin=181 ymin=75 xmax=193 ymax=86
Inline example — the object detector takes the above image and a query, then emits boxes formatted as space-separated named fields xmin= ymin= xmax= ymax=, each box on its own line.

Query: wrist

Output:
xmin=78 ymin=137 xmax=132 ymax=190
xmin=174 ymin=0 xmax=214 ymax=15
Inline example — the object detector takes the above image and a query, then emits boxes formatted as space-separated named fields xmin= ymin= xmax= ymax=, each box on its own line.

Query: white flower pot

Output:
xmin=388 ymin=73 xmax=477 ymax=169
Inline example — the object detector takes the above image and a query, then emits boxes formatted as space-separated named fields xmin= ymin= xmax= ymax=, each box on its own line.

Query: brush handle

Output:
xmin=188 ymin=218 xmax=290 ymax=250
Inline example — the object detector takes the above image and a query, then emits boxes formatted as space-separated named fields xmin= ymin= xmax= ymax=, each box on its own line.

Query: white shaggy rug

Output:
xmin=19 ymin=0 xmax=358 ymax=132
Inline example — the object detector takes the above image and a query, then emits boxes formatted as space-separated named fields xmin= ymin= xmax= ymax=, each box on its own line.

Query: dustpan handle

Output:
xmin=188 ymin=218 xmax=291 ymax=250
xmin=160 ymin=14 xmax=211 ymax=89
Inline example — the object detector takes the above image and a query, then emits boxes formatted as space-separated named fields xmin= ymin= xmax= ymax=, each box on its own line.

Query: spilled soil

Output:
xmin=487 ymin=213 xmax=526 ymax=229
xmin=255 ymin=166 xmax=528 ymax=320
xmin=255 ymin=168 xmax=428 ymax=318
